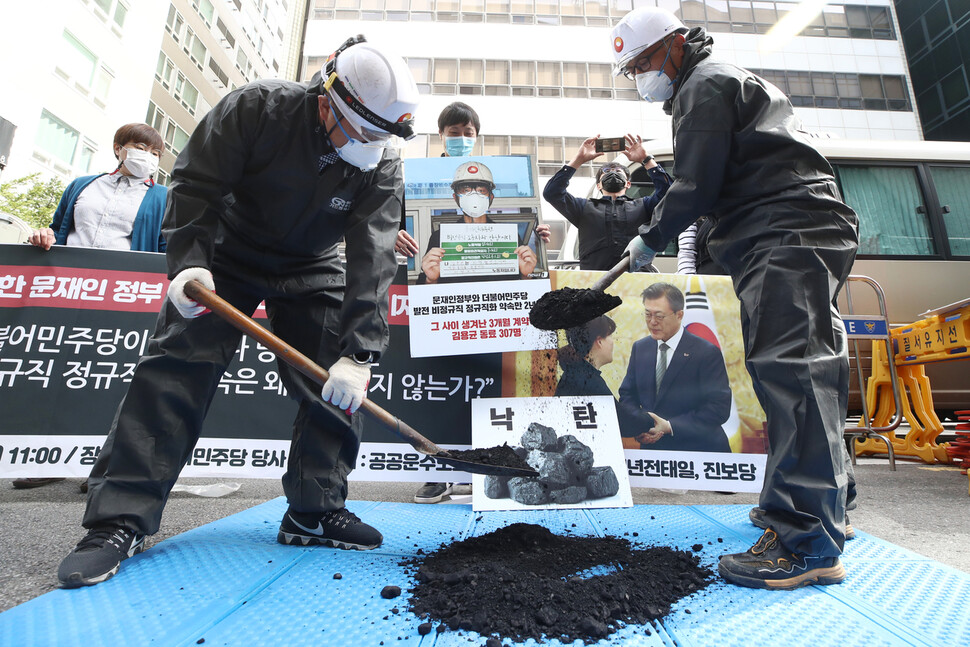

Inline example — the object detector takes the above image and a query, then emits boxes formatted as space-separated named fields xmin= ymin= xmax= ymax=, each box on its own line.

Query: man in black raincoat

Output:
xmin=612 ymin=8 xmax=859 ymax=590
xmin=57 ymin=37 xmax=419 ymax=588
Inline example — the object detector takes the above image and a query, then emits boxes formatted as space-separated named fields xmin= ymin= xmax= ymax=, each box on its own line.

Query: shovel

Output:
xmin=530 ymin=256 xmax=632 ymax=331
xmin=184 ymin=280 xmax=538 ymax=478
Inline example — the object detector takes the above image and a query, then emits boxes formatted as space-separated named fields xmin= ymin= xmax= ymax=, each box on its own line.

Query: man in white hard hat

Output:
xmin=57 ymin=36 xmax=419 ymax=588
xmin=417 ymin=160 xmax=538 ymax=284
xmin=613 ymin=8 xmax=860 ymax=591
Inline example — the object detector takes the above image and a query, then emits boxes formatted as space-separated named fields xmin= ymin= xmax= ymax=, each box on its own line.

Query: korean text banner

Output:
xmin=0 ymin=245 xmax=504 ymax=480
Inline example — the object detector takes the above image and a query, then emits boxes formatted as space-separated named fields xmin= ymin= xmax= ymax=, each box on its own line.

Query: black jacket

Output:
xmin=162 ymin=73 xmax=402 ymax=358
xmin=544 ymin=164 xmax=671 ymax=270
xmin=640 ymin=28 xmax=856 ymax=253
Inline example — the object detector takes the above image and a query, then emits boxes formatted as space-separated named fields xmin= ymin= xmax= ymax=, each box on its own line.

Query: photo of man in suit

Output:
xmin=618 ymin=282 xmax=732 ymax=452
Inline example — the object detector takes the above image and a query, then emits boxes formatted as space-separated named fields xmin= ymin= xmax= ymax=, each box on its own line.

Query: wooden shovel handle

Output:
xmin=590 ymin=255 xmax=631 ymax=292
xmin=183 ymin=280 xmax=443 ymax=456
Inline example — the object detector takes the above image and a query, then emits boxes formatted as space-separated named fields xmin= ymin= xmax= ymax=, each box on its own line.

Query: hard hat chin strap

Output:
xmin=324 ymin=35 xmax=415 ymax=140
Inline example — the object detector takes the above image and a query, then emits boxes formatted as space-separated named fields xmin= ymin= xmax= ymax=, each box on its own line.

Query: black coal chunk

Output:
xmin=530 ymin=287 xmax=623 ymax=331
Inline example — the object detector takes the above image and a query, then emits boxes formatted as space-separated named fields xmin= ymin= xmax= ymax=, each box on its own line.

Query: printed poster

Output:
xmin=470 ymin=395 xmax=633 ymax=511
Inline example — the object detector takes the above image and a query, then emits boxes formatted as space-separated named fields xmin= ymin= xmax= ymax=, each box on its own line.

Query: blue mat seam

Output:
xmin=171 ymin=549 xmax=313 ymax=647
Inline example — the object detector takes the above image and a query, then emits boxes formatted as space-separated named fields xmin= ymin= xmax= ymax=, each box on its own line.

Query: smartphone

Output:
xmin=594 ymin=137 xmax=626 ymax=153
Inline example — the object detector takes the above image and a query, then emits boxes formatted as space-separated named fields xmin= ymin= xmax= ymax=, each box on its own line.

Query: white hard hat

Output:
xmin=451 ymin=161 xmax=495 ymax=192
xmin=323 ymin=36 xmax=419 ymax=143
xmin=611 ymin=8 xmax=686 ymax=77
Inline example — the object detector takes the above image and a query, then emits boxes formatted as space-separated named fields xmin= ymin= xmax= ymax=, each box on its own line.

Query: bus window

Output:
xmin=834 ymin=164 xmax=935 ymax=256
xmin=928 ymin=166 xmax=970 ymax=257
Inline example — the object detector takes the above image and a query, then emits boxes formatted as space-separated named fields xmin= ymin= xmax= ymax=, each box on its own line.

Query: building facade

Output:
xmin=894 ymin=0 xmax=970 ymax=142
xmin=301 ymin=0 xmax=924 ymax=224
xmin=0 ymin=0 xmax=304 ymax=187
xmin=148 ymin=0 xmax=306 ymax=184
xmin=0 ymin=0 xmax=169 ymax=183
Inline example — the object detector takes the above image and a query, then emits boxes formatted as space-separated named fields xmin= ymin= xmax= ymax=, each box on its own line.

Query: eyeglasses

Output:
xmin=456 ymin=186 xmax=491 ymax=197
xmin=622 ymin=42 xmax=667 ymax=80
xmin=331 ymin=101 xmax=402 ymax=148
xmin=643 ymin=310 xmax=672 ymax=322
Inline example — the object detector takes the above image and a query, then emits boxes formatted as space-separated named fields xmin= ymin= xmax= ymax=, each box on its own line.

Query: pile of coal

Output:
xmin=405 ymin=523 xmax=713 ymax=644
xmin=529 ymin=287 xmax=622 ymax=331
xmin=484 ymin=422 xmax=619 ymax=505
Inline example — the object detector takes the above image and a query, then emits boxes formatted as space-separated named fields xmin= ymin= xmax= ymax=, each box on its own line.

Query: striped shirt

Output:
xmin=66 ymin=172 xmax=151 ymax=250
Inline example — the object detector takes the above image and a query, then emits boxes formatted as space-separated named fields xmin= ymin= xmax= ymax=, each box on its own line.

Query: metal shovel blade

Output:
xmin=184 ymin=280 xmax=538 ymax=478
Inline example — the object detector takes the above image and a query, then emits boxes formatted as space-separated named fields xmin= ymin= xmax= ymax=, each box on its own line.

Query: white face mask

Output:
xmin=336 ymin=139 xmax=384 ymax=171
xmin=122 ymin=147 xmax=159 ymax=178
xmin=331 ymin=116 xmax=384 ymax=171
xmin=636 ymin=71 xmax=674 ymax=103
xmin=458 ymin=192 xmax=490 ymax=218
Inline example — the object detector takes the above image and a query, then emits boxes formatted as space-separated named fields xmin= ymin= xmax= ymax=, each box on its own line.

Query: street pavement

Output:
xmin=1 ymin=456 xmax=968 ymax=613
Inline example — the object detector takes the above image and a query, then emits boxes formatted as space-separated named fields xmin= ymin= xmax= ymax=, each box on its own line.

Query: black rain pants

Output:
xmin=82 ymin=242 xmax=360 ymax=536
xmin=711 ymin=186 xmax=859 ymax=558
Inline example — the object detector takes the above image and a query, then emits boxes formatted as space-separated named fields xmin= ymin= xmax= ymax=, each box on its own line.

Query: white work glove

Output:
xmin=321 ymin=356 xmax=371 ymax=414
xmin=167 ymin=267 xmax=214 ymax=319
xmin=623 ymin=235 xmax=657 ymax=273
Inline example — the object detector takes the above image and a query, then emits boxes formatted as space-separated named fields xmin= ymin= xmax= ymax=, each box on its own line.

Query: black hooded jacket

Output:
xmin=162 ymin=72 xmax=403 ymax=358
xmin=639 ymin=28 xmax=856 ymax=252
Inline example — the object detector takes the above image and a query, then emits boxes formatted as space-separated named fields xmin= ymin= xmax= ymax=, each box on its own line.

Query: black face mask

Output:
xmin=600 ymin=171 xmax=627 ymax=194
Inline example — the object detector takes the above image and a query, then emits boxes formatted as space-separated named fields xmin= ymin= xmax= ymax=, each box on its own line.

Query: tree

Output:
xmin=0 ymin=173 xmax=65 ymax=229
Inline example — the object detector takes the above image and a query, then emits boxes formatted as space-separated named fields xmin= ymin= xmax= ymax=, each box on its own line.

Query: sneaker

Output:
xmin=277 ymin=508 xmax=382 ymax=550
xmin=749 ymin=507 xmax=856 ymax=540
xmin=12 ymin=477 xmax=65 ymax=489
xmin=414 ymin=482 xmax=453 ymax=504
xmin=58 ymin=526 xmax=146 ymax=588
xmin=719 ymin=528 xmax=846 ymax=590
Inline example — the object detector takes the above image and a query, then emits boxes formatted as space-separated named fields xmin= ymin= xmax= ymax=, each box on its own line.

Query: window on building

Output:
xmin=217 ymin=17 xmax=236 ymax=48
xmin=835 ymin=165 xmax=934 ymax=256
xmin=79 ymin=140 xmax=97 ymax=174
xmin=189 ymin=32 xmax=207 ymax=69
xmin=59 ymin=31 xmax=97 ymax=87
xmin=113 ymin=1 xmax=128 ymax=28
xmin=146 ymin=102 xmax=167 ymax=134
xmin=166 ymin=5 xmax=186 ymax=42
xmin=165 ymin=121 xmax=190 ymax=156
xmin=196 ymin=0 xmax=215 ymax=25
xmin=836 ymin=73 xmax=862 ymax=109
xmin=929 ymin=166 xmax=970 ymax=257
xmin=35 ymin=110 xmax=79 ymax=167
xmin=589 ymin=63 xmax=612 ymax=99
xmin=156 ymin=52 xmax=175 ymax=89
xmin=485 ymin=60 xmax=510 ymax=96
xmin=94 ymin=66 xmax=113 ymax=106
xmin=481 ymin=135 xmax=509 ymax=155
xmin=174 ymin=74 xmax=200 ymax=114
xmin=860 ymin=74 xmax=888 ymax=111
xmin=208 ymin=57 xmax=229 ymax=87
xmin=433 ymin=59 xmax=457 ymax=94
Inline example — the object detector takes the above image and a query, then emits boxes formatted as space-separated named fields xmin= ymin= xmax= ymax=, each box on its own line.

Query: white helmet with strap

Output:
xmin=323 ymin=36 xmax=418 ymax=145
xmin=451 ymin=161 xmax=495 ymax=193
xmin=611 ymin=8 xmax=686 ymax=77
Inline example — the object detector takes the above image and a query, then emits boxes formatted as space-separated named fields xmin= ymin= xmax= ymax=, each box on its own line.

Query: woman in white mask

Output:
xmin=417 ymin=160 xmax=538 ymax=284
xmin=20 ymin=122 xmax=167 ymax=492
xmin=27 ymin=122 xmax=168 ymax=255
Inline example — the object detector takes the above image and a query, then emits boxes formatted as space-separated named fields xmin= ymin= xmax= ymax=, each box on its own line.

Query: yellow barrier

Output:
xmin=855 ymin=300 xmax=970 ymax=464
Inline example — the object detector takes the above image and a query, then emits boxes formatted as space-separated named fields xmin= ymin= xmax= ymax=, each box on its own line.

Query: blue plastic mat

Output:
xmin=3 ymin=501 xmax=968 ymax=647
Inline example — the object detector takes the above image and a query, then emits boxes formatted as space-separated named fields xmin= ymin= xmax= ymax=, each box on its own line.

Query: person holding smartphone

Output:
xmin=542 ymin=135 xmax=671 ymax=271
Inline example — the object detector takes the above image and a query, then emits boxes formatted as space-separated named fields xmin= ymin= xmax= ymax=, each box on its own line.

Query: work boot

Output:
xmin=278 ymin=507 xmax=382 ymax=550
xmin=58 ymin=525 xmax=146 ymax=588
xmin=414 ymin=482 xmax=453 ymax=504
xmin=719 ymin=528 xmax=846 ymax=590
xmin=749 ymin=506 xmax=856 ymax=540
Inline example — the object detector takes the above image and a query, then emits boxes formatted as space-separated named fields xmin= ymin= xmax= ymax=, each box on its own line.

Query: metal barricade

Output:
xmin=842 ymin=275 xmax=900 ymax=470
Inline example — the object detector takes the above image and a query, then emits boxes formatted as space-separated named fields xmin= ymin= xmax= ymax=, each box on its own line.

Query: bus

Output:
xmin=552 ymin=139 xmax=970 ymax=418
